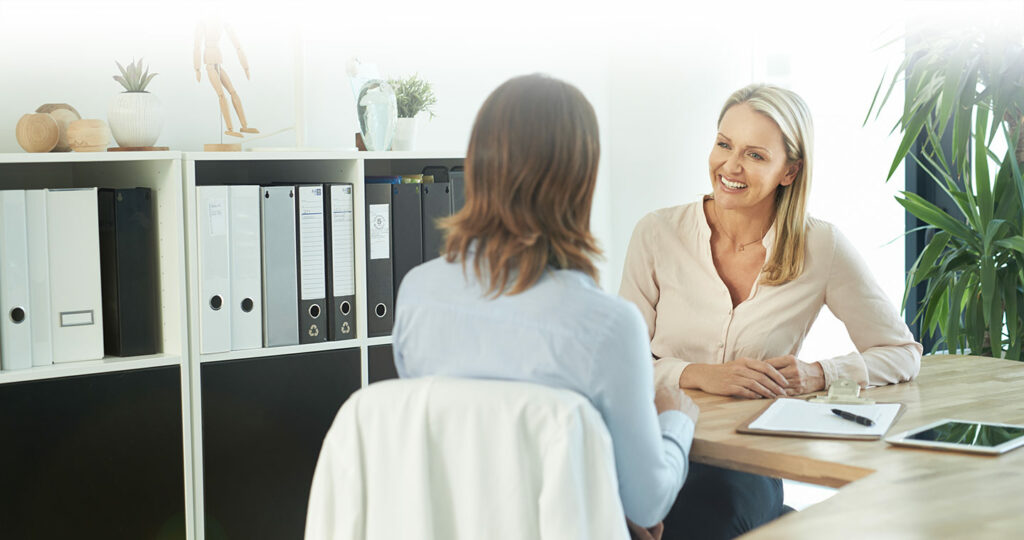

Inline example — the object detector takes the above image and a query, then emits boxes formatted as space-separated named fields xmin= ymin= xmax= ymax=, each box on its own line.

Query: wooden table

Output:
xmin=684 ymin=354 xmax=1024 ymax=539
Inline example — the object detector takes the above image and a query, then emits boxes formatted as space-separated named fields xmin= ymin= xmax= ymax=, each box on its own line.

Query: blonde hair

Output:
xmin=441 ymin=74 xmax=601 ymax=296
xmin=719 ymin=84 xmax=814 ymax=286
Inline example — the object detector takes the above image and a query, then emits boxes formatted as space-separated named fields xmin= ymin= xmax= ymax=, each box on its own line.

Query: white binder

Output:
xmin=228 ymin=185 xmax=262 ymax=351
xmin=197 ymin=186 xmax=232 ymax=354
xmin=297 ymin=185 xmax=327 ymax=343
xmin=46 ymin=188 xmax=104 ymax=364
xmin=0 ymin=190 xmax=33 ymax=370
xmin=26 ymin=190 xmax=53 ymax=367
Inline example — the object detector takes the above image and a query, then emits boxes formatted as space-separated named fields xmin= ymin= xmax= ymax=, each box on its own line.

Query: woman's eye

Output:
xmin=749 ymin=152 xmax=765 ymax=161
xmin=717 ymin=142 xmax=730 ymax=149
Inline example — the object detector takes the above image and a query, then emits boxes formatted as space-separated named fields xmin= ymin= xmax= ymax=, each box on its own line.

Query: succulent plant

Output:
xmin=113 ymin=58 xmax=158 ymax=92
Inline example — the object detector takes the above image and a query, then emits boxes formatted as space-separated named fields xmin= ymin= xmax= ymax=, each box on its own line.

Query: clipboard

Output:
xmin=737 ymin=398 xmax=906 ymax=441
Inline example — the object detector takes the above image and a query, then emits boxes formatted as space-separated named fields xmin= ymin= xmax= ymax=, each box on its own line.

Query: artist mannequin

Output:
xmin=194 ymin=17 xmax=259 ymax=138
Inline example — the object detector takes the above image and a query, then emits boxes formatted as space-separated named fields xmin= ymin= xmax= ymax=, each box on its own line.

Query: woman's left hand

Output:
xmin=765 ymin=355 xmax=826 ymax=396
xmin=626 ymin=519 xmax=664 ymax=540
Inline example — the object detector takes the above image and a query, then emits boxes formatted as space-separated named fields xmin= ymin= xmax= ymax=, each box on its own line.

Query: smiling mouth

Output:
xmin=720 ymin=176 xmax=748 ymax=190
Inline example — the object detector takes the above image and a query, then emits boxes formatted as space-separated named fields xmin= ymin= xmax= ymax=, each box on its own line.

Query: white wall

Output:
xmin=1 ymin=1 xmax=927 ymax=358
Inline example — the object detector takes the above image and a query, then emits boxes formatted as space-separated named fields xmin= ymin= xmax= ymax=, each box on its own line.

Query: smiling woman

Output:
xmin=618 ymin=83 xmax=923 ymax=539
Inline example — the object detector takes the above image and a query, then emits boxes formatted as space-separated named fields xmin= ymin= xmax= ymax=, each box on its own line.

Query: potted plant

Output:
xmin=387 ymin=73 xmax=437 ymax=151
xmin=867 ymin=23 xmax=1024 ymax=359
xmin=108 ymin=58 xmax=163 ymax=148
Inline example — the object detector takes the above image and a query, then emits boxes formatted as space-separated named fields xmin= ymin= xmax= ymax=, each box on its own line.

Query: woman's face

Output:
xmin=708 ymin=103 xmax=799 ymax=213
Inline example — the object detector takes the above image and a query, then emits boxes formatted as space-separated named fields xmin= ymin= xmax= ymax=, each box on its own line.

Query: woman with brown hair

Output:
xmin=393 ymin=74 xmax=698 ymax=535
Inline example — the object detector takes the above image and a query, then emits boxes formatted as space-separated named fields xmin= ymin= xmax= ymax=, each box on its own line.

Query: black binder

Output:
xmin=421 ymin=165 xmax=449 ymax=185
xmin=296 ymin=185 xmax=328 ymax=344
xmin=324 ymin=184 xmax=357 ymax=341
xmin=421 ymin=183 xmax=452 ymax=262
xmin=392 ymin=183 xmax=423 ymax=297
xmin=97 ymin=187 xmax=159 ymax=357
xmin=365 ymin=182 xmax=395 ymax=337
xmin=450 ymin=166 xmax=466 ymax=213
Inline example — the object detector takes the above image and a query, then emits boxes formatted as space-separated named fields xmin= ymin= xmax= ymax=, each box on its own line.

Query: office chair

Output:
xmin=305 ymin=376 xmax=629 ymax=540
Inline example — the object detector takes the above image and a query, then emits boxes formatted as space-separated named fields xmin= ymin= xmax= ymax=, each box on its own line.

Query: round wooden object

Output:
xmin=66 ymin=119 xmax=110 ymax=152
xmin=15 ymin=113 xmax=59 ymax=153
xmin=36 ymin=103 xmax=82 ymax=152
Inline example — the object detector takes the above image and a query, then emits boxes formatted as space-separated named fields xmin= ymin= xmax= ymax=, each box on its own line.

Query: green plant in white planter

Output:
xmin=108 ymin=58 xmax=163 ymax=148
xmin=387 ymin=74 xmax=437 ymax=151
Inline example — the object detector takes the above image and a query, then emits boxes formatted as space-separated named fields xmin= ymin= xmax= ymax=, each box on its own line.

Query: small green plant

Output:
xmin=387 ymin=74 xmax=437 ymax=119
xmin=113 ymin=58 xmax=157 ymax=92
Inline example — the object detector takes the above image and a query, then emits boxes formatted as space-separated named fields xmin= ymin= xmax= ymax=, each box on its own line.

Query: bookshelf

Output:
xmin=0 ymin=151 xmax=193 ymax=539
xmin=0 ymin=149 xmax=464 ymax=540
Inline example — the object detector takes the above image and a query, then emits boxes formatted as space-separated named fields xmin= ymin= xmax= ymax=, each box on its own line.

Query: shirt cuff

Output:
xmin=654 ymin=357 xmax=690 ymax=391
xmin=657 ymin=410 xmax=695 ymax=458
xmin=819 ymin=352 xmax=869 ymax=388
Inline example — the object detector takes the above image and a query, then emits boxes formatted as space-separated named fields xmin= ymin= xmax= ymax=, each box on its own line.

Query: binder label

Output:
xmin=332 ymin=186 xmax=355 ymax=297
xmin=299 ymin=187 xmax=326 ymax=300
xmin=369 ymin=203 xmax=390 ymax=260
xmin=60 ymin=310 xmax=95 ymax=327
xmin=207 ymin=198 xmax=227 ymax=236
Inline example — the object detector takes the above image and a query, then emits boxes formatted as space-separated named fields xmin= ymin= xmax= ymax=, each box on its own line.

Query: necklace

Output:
xmin=712 ymin=202 xmax=766 ymax=253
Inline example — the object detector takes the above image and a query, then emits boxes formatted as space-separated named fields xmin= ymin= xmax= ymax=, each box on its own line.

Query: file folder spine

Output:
xmin=98 ymin=188 xmax=159 ymax=357
xmin=46 ymin=188 xmax=104 ymax=363
xmin=325 ymin=184 xmax=357 ymax=341
xmin=0 ymin=190 xmax=34 ymax=370
xmin=365 ymin=182 xmax=394 ymax=337
xmin=197 ymin=186 xmax=232 ymax=354
xmin=261 ymin=186 xmax=300 ymax=347
xmin=297 ymin=185 xmax=328 ymax=344
xmin=421 ymin=183 xmax=452 ymax=263
xmin=391 ymin=183 xmax=423 ymax=296
xmin=229 ymin=185 xmax=263 ymax=351
xmin=25 ymin=190 xmax=53 ymax=367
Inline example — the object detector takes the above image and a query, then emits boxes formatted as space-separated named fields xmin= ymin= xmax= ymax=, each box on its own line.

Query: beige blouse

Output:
xmin=618 ymin=200 xmax=923 ymax=391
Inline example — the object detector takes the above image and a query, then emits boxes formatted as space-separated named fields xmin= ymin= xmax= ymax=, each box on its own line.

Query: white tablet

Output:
xmin=885 ymin=419 xmax=1024 ymax=455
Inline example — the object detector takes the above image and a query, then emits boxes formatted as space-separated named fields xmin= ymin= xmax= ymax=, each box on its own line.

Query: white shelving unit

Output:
xmin=0 ymin=150 xmax=194 ymax=537
xmin=0 ymin=149 xmax=463 ymax=539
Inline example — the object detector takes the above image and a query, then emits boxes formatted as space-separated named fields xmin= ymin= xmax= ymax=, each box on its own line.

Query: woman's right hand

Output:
xmin=680 ymin=358 xmax=788 ymax=399
xmin=655 ymin=385 xmax=700 ymax=425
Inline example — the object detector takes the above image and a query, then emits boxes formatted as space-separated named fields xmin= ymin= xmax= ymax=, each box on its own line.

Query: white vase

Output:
xmin=108 ymin=92 xmax=163 ymax=147
xmin=392 ymin=117 xmax=418 ymax=151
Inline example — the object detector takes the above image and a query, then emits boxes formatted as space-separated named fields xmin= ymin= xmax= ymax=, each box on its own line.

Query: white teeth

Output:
xmin=721 ymin=176 xmax=747 ymax=189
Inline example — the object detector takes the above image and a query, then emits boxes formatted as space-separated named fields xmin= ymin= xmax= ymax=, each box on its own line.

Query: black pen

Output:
xmin=831 ymin=408 xmax=875 ymax=427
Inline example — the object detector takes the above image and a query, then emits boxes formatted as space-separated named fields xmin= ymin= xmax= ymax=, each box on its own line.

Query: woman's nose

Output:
xmin=723 ymin=151 xmax=743 ymax=174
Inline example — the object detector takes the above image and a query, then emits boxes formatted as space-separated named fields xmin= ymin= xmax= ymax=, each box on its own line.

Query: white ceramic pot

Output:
xmin=392 ymin=117 xmax=418 ymax=151
xmin=108 ymin=92 xmax=163 ymax=147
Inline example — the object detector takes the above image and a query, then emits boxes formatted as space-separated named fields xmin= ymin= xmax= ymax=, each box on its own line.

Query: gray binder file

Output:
xmin=229 ymin=185 xmax=263 ymax=351
xmin=325 ymin=184 xmax=356 ymax=341
xmin=197 ymin=186 xmax=232 ymax=354
xmin=296 ymin=185 xmax=328 ymax=344
xmin=391 ymin=183 xmax=423 ymax=297
xmin=0 ymin=190 xmax=33 ymax=371
xmin=365 ymin=183 xmax=394 ymax=337
xmin=450 ymin=167 xmax=466 ymax=213
xmin=421 ymin=183 xmax=452 ymax=263
xmin=261 ymin=186 xmax=300 ymax=347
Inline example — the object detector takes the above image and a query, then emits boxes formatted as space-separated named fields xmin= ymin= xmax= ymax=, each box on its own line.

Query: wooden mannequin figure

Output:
xmin=194 ymin=17 xmax=259 ymax=138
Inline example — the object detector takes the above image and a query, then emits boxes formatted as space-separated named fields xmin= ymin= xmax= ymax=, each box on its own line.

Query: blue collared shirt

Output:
xmin=393 ymin=256 xmax=693 ymax=526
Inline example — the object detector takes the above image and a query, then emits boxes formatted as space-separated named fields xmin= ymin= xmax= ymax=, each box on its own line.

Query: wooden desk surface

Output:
xmin=684 ymin=354 xmax=1024 ymax=539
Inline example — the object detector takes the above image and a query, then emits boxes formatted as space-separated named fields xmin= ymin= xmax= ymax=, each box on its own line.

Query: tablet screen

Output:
xmin=907 ymin=421 xmax=1024 ymax=447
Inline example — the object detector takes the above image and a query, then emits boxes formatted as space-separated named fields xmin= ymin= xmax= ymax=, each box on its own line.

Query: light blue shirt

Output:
xmin=393 ymin=257 xmax=694 ymax=527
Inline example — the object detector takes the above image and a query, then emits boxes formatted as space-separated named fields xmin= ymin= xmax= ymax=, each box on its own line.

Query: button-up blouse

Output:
xmin=619 ymin=200 xmax=922 ymax=391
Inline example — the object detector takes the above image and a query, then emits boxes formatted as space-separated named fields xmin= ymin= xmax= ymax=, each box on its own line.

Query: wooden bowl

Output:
xmin=15 ymin=113 xmax=59 ymax=153
xmin=36 ymin=103 xmax=82 ymax=152
xmin=67 ymin=119 xmax=110 ymax=152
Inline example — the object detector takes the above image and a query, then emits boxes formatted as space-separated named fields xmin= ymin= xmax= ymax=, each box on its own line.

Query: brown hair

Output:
xmin=718 ymin=84 xmax=814 ymax=286
xmin=441 ymin=74 xmax=602 ymax=296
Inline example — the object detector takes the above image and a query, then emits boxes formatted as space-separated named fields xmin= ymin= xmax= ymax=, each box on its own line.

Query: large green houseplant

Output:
xmin=867 ymin=24 xmax=1024 ymax=359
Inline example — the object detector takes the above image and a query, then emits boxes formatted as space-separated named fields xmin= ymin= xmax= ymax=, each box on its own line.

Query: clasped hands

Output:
xmin=684 ymin=355 xmax=826 ymax=399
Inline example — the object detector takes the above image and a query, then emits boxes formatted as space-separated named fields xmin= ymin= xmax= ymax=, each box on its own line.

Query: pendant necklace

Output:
xmin=713 ymin=202 xmax=765 ymax=253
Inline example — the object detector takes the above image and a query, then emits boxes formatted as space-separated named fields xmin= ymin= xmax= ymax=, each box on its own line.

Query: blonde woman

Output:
xmin=395 ymin=74 xmax=698 ymax=538
xmin=619 ymin=84 xmax=922 ymax=539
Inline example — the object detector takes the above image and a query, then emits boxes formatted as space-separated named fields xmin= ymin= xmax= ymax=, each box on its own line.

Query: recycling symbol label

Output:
xmin=341 ymin=322 xmax=351 ymax=334
xmin=308 ymin=324 xmax=319 ymax=337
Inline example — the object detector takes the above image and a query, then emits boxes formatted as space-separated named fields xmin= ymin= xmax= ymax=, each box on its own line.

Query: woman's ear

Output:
xmin=780 ymin=160 xmax=801 ymax=187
